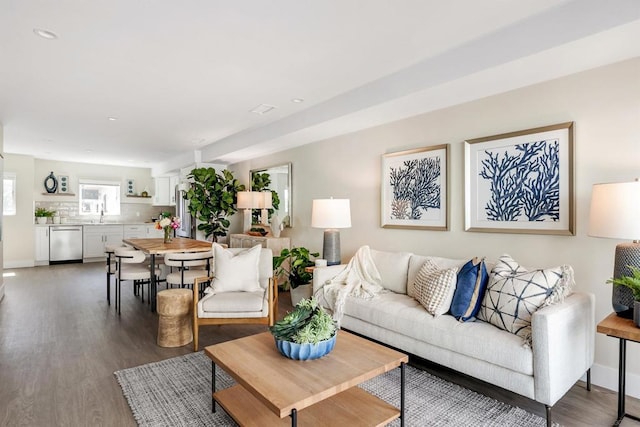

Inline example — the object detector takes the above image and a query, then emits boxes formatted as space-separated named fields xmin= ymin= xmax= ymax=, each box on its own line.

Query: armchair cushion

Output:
xmin=211 ymin=243 xmax=261 ymax=292
xmin=200 ymin=290 xmax=266 ymax=315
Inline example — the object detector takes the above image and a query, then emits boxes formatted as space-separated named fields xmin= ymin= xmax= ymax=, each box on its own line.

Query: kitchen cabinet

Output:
xmin=153 ymin=175 xmax=181 ymax=206
xmin=229 ymin=234 xmax=290 ymax=258
xmin=35 ymin=226 xmax=50 ymax=264
xmin=124 ymin=224 xmax=164 ymax=239
xmin=83 ymin=225 xmax=124 ymax=259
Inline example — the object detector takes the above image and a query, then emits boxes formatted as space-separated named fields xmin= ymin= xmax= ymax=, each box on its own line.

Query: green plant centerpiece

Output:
xmin=270 ymin=298 xmax=337 ymax=360
xmin=35 ymin=207 xmax=55 ymax=218
xmin=608 ymin=266 xmax=640 ymax=327
xmin=273 ymin=247 xmax=319 ymax=290
xmin=184 ymin=167 xmax=244 ymax=242
xmin=35 ymin=207 xmax=56 ymax=224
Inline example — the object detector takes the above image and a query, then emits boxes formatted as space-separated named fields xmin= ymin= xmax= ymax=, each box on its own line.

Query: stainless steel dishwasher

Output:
xmin=49 ymin=225 xmax=83 ymax=264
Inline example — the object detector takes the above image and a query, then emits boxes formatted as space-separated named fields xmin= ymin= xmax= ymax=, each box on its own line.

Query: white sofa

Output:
xmin=312 ymin=249 xmax=595 ymax=426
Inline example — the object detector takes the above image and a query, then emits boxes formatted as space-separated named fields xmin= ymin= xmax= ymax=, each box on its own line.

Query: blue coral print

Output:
xmin=480 ymin=140 xmax=559 ymax=222
xmin=389 ymin=157 xmax=441 ymax=220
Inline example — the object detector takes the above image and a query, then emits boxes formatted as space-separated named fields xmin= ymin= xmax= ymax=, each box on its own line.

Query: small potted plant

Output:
xmin=608 ymin=266 xmax=640 ymax=327
xmin=273 ymin=247 xmax=320 ymax=306
xmin=35 ymin=207 xmax=56 ymax=224
xmin=269 ymin=297 xmax=337 ymax=360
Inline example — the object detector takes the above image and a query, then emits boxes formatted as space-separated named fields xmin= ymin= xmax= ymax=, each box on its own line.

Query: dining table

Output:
xmin=122 ymin=237 xmax=213 ymax=312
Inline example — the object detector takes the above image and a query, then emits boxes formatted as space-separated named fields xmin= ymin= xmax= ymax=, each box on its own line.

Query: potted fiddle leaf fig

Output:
xmin=608 ymin=266 xmax=640 ymax=327
xmin=184 ymin=167 xmax=245 ymax=242
xmin=273 ymin=247 xmax=319 ymax=305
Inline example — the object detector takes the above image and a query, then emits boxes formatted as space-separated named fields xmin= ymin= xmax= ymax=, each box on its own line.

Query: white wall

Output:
xmin=0 ymin=123 xmax=4 ymax=301
xmin=4 ymin=154 xmax=35 ymax=268
xmin=231 ymin=58 xmax=640 ymax=394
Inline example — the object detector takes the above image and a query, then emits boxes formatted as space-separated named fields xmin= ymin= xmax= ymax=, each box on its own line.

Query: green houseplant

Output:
xmin=274 ymin=247 xmax=320 ymax=306
xmin=608 ymin=266 xmax=640 ymax=327
xmin=35 ymin=207 xmax=56 ymax=224
xmin=184 ymin=167 xmax=245 ymax=242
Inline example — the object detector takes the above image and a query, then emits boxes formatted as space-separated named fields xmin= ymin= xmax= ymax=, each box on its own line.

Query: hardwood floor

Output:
xmin=0 ymin=262 xmax=638 ymax=426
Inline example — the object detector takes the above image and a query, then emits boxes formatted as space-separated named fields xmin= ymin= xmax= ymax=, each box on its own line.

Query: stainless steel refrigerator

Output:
xmin=175 ymin=184 xmax=195 ymax=238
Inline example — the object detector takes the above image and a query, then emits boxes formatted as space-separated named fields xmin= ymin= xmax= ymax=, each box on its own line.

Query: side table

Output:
xmin=597 ymin=312 xmax=640 ymax=426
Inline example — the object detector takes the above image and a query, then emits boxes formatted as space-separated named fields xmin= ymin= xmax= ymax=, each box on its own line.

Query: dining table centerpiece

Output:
xmin=269 ymin=297 xmax=337 ymax=360
xmin=155 ymin=213 xmax=180 ymax=243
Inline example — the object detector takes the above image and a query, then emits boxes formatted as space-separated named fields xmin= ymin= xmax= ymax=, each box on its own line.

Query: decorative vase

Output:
xmin=44 ymin=172 xmax=58 ymax=193
xmin=634 ymin=301 xmax=640 ymax=328
xmin=36 ymin=217 xmax=47 ymax=224
xmin=290 ymin=283 xmax=313 ymax=307
xmin=163 ymin=227 xmax=172 ymax=244
xmin=275 ymin=334 xmax=337 ymax=360
xmin=270 ymin=214 xmax=282 ymax=238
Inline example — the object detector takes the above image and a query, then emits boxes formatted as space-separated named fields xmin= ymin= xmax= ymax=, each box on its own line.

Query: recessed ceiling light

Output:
xmin=85 ymin=150 xmax=93 ymax=153
xmin=291 ymin=98 xmax=305 ymax=103
xmin=33 ymin=28 xmax=58 ymax=40
xmin=250 ymin=104 xmax=277 ymax=115
xmin=108 ymin=117 xmax=117 ymax=121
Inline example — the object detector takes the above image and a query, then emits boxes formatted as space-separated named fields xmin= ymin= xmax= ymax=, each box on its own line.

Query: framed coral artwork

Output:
xmin=464 ymin=122 xmax=574 ymax=235
xmin=381 ymin=144 xmax=449 ymax=230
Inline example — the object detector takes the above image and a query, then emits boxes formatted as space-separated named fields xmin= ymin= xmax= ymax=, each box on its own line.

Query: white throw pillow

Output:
xmin=478 ymin=254 xmax=575 ymax=346
xmin=413 ymin=259 xmax=458 ymax=316
xmin=211 ymin=243 xmax=261 ymax=292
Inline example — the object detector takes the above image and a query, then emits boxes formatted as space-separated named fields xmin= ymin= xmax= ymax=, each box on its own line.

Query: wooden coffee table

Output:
xmin=204 ymin=330 xmax=409 ymax=426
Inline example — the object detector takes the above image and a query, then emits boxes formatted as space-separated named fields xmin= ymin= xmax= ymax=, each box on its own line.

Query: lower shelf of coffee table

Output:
xmin=214 ymin=384 xmax=400 ymax=427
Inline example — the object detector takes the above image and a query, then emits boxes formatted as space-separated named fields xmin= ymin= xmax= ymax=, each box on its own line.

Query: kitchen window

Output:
xmin=79 ymin=180 xmax=121 ymax=216
xmin=3 ymin=172 xmax=16 ymax=216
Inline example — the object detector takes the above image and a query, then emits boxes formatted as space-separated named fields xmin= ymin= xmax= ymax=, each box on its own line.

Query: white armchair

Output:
xmin=192 ymin=245 xmax=277 ymax=351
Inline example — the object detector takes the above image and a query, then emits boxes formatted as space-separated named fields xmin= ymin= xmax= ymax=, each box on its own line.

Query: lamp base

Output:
xmin=323 ymin=229 xmax=341 ymax=266
xmin=613 ymin=242 xmax=640 ymax=319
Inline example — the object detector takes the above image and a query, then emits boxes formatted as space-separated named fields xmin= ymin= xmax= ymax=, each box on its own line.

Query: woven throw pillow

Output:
xmin=211 ymin=243 xmax=261 ymax=293
xmin=414 ymin=259 xmax=458 ymax=316
xmin=449 ymin=257 xmax=489 ymax=322
xmin=478 ymin=254 xmax=575 ymax=346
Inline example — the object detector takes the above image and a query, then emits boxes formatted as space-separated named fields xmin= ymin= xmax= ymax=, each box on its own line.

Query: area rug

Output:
xmin=115 ymin=352 xmax=558 ymax=427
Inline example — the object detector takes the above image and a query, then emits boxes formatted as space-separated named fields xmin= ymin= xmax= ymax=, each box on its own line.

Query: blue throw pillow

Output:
xmin=450 ymin=257 xmax=489 ymax=322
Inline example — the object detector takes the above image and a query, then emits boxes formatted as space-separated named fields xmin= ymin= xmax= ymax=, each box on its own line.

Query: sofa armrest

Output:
xmin=531 ymin=291 xmax=595 ymax=406
xmin=312 ymin=264 xmax=346 ymax=307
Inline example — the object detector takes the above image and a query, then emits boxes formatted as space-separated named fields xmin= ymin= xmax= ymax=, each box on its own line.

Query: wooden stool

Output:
xmin=156 ymin=289 xmax=193 ymax=347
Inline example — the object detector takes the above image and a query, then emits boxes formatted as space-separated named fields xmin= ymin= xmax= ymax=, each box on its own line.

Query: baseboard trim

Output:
xmin=589 ymin=362 xmax=640 ymax=399
xmin=4 ymin=260 xmax=35 ymax=269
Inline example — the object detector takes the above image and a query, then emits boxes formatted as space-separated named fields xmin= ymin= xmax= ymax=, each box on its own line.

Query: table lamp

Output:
xmin=588 ymin=179 xmax=640 ymax=318
xmin=236 ymin=191 xmax=261 ymax=233
xmin=259 ymin=191 xmax=273 ymax=226
xmin=311 ymin=198 xmax=351 ymax=266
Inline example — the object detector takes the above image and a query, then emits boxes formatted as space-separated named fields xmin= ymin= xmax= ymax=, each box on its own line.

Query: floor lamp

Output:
xmin=589 ymin=179 xmax=640 ymax=318
xmin=311 ymin=198 xmax=351 ymax=266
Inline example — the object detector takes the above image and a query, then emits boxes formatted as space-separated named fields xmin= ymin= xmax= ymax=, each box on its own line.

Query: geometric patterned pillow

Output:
xmin=477 ymin=254 xmax=574 ymax=346
xmin=414 ymin=259 xmax=458 ymax=317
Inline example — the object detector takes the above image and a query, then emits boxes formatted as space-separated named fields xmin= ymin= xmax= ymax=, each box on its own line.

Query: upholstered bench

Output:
xmin=157 ymin=289 xmax=193 ymax=347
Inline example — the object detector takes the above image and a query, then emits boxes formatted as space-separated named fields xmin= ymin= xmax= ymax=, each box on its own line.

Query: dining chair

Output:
xmin=114 ymin=247 xmax=161 ymax=315
xmin=164 ymin=251 xmax=213 ymax=296
xmin=192 ymin=245 xmax=277 ymax=351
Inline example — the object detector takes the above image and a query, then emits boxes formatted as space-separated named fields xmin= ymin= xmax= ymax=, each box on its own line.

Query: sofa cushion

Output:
xmin=450 ymin=257 xmax=489 ymax=322
xmin=342 ymin=292 xmax=533 ymax=375
xmin=478 ymin=254 xmax=575 ymax=345
xmin=413 ymin=259 xmax=458 ymax=316
xmin=408 ymin=255 xmax=467 ymax=298
xmin=370 ymin=249 xmax=412 ymax=294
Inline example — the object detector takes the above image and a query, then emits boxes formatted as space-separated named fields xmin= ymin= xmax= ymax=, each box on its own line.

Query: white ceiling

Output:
xmin=1 ymin=0 xmax=639 ymax=174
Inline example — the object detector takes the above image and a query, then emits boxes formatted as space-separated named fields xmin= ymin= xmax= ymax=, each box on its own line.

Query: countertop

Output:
xmin=35 ymin=222 xmax=156 ymax=227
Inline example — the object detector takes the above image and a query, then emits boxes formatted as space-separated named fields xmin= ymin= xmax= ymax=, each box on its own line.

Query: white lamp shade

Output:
xmin=259 ymin=191 xmax=273 ymax=209
xmin=237 ymin=191 xmax=261 ymax=209
xmin=589 ymin=180 xmax=640 ymax=240
xmin=311 ymin=199 xmax=351 ymax=229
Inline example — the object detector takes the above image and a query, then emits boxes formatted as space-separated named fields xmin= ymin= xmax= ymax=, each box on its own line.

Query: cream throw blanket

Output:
xmin=321 ymin=245 xmax=385 ymax=326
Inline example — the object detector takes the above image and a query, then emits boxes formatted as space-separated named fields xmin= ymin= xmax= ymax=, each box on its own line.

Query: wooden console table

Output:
xmin=597 ymin=312 xmax=640 ymax=426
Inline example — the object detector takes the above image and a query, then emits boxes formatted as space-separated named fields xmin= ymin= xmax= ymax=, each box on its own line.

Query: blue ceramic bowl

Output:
xmin=275 ymin=334 xmax=337 ymax=360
